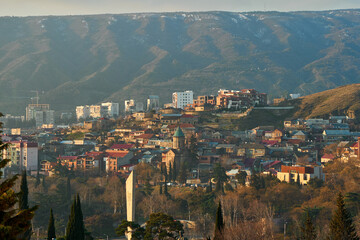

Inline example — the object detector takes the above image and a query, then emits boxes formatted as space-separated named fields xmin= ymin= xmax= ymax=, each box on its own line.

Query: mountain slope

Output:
xmin=291 ymin=83 xmax=360 ymax=119
xmin=1 ymin=10 xmax=360 ymax=113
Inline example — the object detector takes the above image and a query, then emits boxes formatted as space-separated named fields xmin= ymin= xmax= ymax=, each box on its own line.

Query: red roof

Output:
xmin=135 ymin=134 xmax=154 ymax=139
xmin=351 ymin=142 xmax=359 ymax=148
xmin=110 ymin=144 xmax=134 ymax=150
xmin=321 ymin=154 xmax=335 ymax=159
xmin=57 ymin=156 xmax=78 ymax=160
xmin=86 ymin=151 xmax=103 ymax=157
xmin=286 ymin=139 xmax=302 ymax=145
xmin=168 ymin=124 xmax=195 ymax=129
xmin=262 ymin=140 xmax=278 ymax=146
xmin=106 ymin=152 xmax=129 ymax=158
xmin=263 ymin=160 xmax=282 ymax=170
xmin=181 ymin=114 xmax=197 ymax=118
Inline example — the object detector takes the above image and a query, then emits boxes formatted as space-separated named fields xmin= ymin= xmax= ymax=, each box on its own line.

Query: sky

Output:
xmin=1 ymin=0 xmax=360 ymax=16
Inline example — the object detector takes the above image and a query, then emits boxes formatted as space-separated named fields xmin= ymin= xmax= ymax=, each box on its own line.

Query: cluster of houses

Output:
xmin=2 ymin=88 xmax=360 ymax=187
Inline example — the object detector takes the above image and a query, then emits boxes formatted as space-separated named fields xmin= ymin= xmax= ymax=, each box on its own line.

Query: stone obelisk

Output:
xmin=126 ymin=170 xmax=135 ymax=239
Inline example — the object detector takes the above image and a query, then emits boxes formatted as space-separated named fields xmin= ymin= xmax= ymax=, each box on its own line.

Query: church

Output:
xmin=161 ymin=126 xmax=191 ymax=173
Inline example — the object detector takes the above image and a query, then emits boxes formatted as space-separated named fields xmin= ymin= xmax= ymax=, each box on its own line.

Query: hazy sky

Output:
xmin=2 ymin=0 xmax=360 ymax=16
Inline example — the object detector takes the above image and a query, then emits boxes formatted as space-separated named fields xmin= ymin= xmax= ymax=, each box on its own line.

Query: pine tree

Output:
xmin=47 ymin=209 xmax=56 ymax=240
xmin=328 ymin=193 xmax=359 ymax=240
xmin=19 ymin=171 xmax=32 ymax=240
xmin=214 ymin=201 xmax=224 ymax=240
xmin=301 ymin=211 xmax=316 ymax=240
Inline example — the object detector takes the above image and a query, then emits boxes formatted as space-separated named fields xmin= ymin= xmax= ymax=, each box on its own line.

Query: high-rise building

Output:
xmin=101 ymin=102 xmax=119 ymax=118
xmin=26 ymin=104 xmax=54 ymax=127
xmin=125 ymin=99 xmax=136 ymax=113
xmin=147 ymin=95 xmax=160 ymax=111
xmin=172 ymin=91 xmax=193 ymax=109
xmin=2 ymin=141 xmax=38 ymax=171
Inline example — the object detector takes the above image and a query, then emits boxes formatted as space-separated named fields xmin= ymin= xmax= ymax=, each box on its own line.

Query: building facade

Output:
xmin=172 ymin=91 xmax=194 ymax=109
xmin=3 ymin=141 xmax=38 ymax=171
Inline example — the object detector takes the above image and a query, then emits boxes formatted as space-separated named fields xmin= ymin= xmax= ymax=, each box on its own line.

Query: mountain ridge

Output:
xmin=1 ymin=10 xmax=360 ymax=114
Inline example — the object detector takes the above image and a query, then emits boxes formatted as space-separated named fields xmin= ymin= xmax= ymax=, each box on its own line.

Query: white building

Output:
xmin=76 ymin=104 xmax=109 ymax=120
xmin=125 ymin=100 xmax=136 ymax=113
xmin=172 ymin=91 xmax=193 ymax=109
xmin=101 ymin=102 xmax=119 ymax=118
xmin=26 ymin=104 xmax=54 ymax=127
xmin=277 ymin=165 xmax=325 ymax=185
xmin=147 ymin=95 xmax=160 ymax=111
xmin=3 ymin=141 xmax=38 ymax=171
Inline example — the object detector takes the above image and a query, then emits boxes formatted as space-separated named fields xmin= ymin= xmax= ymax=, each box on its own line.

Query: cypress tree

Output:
xmin=75 ymin=194 xmax=85 ymax=240
xmin=19 ymin=171 xmax=32 ymax=240
xmin=173 ymin=160 xmax=177 ymax=182
xmin=47 ymin=209 xmax=56 ymax=240
xmin=214 ymin=201 xmax=224 ymax=240
xmin=328 ymin=193 xmax=359 ymax=240
xmin=169 ymin=163 xmax=173 ymax=183
xmin=301 ymin=211 xmax=316 ymax=240
xmin=42 ymin=175 xmax=47 ymax=192
xmin=35 ymin=170 xmax=41 ymax=188
xmin=19 ymin=171 xmax=29 ymax=210
xmin=66 ymin=198 xmax=76 ymax=240
xmin=66 ymin=176 xmax=71 ymax=203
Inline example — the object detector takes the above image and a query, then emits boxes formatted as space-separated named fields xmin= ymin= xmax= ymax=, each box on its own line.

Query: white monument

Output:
xmin=126 ymin=170 xmax=135 ymax=239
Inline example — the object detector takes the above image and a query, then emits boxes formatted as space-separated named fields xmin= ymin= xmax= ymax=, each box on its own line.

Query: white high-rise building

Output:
xmin=26 ymin=104 xmax=54 ymax=127
xmin=172 ymin=91 xmax=193 ymax=109
xmin=147 ymin=95 xmax=160 ymax=111
xmin=101 ymin=102 xmax=119 ymax=117
xmin=125 ymin=99 xmax=136 ymax=113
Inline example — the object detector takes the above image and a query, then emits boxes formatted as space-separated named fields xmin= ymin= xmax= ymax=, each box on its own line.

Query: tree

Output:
xmin=328 ymin=193 xmax=359 ymax=240
xmin=66 ymin=176 xmax=71 ymax=203
xmin=214 ymin=202 xmax=224 ymax=240
xmin=19 ymin=171 xmax=32 ymax=240
xmin=235 ymin=171 xmax=247 ymax=186
xmin=35 ymin=170 xmax=41 ymax=188
xmin=116 ymin=220 xmax=145 ymax=240
xmin=300 ymin=211 xmax=316 ymax=240
xmin=168 ymin=163 xmax=173 ymax=183
xmin=177 ymin=162 xmax=187 ymax=184
xmin=0 ymin=114 xmax=37 ymax=239
xmin=66 ymin=195 xmax=85 ymax=240
xmin=144 ymin=212 xmax=183 ymax=240
xmin=47 ymin=209 xmax=56 ymax=240
xmin=172 ymin=160 xmax=177 ymax=182
xmin=213 ymin=163 xmax=228 ymax=194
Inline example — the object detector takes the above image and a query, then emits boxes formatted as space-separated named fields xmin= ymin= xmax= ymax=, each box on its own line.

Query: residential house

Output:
xmin=277 ymin=165 xmax=325 ymax=185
